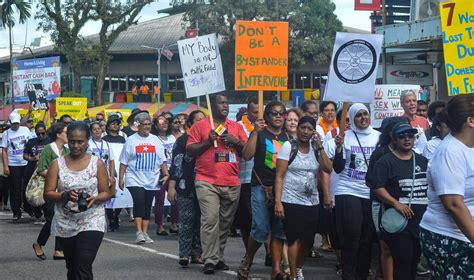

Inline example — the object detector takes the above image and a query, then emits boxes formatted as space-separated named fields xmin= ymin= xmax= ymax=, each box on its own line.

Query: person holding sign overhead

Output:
xmin=186 ymin=92 xmax=247 ymax=274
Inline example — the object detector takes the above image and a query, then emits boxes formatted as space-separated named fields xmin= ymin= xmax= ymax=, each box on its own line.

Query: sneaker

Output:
xmin=215 ymin=261 xmax=229 ymax=270
xmin=416 ymin=263 xmax=430 ymax=276
xmin=34 ymin=218 xmax=46 ymax=225
xmin=296 ymin=268 xmax=304 ymax=280
xmin=143 ymin=233 xmax=154 ymax=243
xmin=135 ymin=232 xmax=146 ymax=244
xmin=202 ymin=263 xmax=215 ymax=274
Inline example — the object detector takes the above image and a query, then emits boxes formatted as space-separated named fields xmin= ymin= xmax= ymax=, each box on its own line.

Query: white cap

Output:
xmin=9 ymin=113 xmax=21 ymax=124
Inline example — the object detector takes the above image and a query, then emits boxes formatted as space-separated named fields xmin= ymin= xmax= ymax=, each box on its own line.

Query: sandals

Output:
xmin=190 ymin=256 xmax=204 ymax=264
xmin=238 ymin=255 xmax=252 ymax=279
xmin=271 ymin=272 xmax=291 ymax=280
xmin=179 ymin=257 xmax=189 ymax=267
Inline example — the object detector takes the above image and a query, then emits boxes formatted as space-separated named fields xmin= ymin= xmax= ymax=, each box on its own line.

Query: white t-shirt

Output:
xmin=422 ymin=137 xmax=442 ymax=160
xmin=1 ymin=126 xmax=31 ymax=166
xmin=87 ymin=138 xmax=115 ymax=170
xmin=156 ymin=134 xmax=176 ymax=168
xmin=336 ymin=129 xmax=380 ymax=199
xmin=119 ymin=133 xmax=166 ymax=190
xmin=420 ymin=134 xmax=474 ymax=243
xmin=277 ymin=141 xmax=319 ymax=206
xmin=414 ymin=132 xmax=428 ymax=154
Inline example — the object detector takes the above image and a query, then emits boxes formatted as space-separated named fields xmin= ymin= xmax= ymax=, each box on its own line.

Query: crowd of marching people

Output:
xmin=0 ymin=91 xmax=472 ymax=280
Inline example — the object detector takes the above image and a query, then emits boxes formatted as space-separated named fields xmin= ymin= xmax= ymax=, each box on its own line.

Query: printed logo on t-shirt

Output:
xmin=135 ymin=144 xmax=157 ymax=171
xmin=264 ymin=139 xmax=284 ymax=169
xmin=9 ymin=135 xmax=28 ymax=155
xmin=347 ymin=145 xmax=375 ymax=180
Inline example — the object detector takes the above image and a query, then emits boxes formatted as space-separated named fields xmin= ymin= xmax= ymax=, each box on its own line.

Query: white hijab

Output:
xmin=349 ymin=103 xmax=373 ymax=135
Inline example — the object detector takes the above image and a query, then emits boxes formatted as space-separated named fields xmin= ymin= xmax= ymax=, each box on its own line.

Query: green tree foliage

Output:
xmin=171 ymin=0 xmax=342 ymax=90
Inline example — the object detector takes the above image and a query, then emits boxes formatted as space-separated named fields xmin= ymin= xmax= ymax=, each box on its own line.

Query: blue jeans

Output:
xmin=250 ymin=185 xmax=286 ymax=243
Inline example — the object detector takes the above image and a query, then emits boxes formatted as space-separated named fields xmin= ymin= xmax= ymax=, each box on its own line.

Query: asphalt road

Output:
xmin=0 ymin=210 xmax=355 ymax=280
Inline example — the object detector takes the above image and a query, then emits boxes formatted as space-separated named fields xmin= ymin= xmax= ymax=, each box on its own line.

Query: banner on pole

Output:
xmin=104 ymin=109 xmax=132 ymax=126
xmin=56 ymin=97 xmax=88 ymax=120
xmin=370 ymin=84 xmax=421 ymax=128
xmin=235 ymin=20 xmax=289 ymax=91
xmin=177 ymin=33 xmax=226 ymax=98
xmin=12 ymin=56 xmax=61 ymax=106
xmin=105 ymin=143 xmax=133 ymax=209
xmin=17 ymin=109 xmax=50 ymax=128
xmin=324 ymin=32 xmax=383 ymax=103
xmin=439 ymin=0 xmax=474 ymax=95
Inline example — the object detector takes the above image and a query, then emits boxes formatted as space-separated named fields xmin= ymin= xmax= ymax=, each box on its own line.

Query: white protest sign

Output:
xmin=324 ymin=32 xmax=383 ymax=103
xmin=177 ymin=33 xmax=226 ymax=98
xmin=105 ymin=142 xmax=133 ymax=209
xmin=370 ymin=84 xmax=421 ymax=128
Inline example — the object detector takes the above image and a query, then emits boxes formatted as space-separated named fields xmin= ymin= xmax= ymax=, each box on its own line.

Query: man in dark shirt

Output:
xmin=103 ymin=115 xmax=126 ymax=144
xmin=121 ymin=108 xmax=141 ymax=137
xmin=239 ymin=101 xmax=289 ymax=279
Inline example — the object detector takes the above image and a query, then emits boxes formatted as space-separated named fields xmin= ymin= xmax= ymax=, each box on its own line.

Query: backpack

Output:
xmin=288 ymin=138 xmax=319 ymax=166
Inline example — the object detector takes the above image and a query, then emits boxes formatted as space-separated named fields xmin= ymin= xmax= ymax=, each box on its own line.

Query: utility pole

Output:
xmin=381 ymin=0 xmax=387 ymax=84
xmin=9 ymin=21 xmax=14 ymax=109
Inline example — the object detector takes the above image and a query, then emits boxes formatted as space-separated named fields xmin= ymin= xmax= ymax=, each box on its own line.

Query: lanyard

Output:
xmin=92 ymin=139 xmax=104 ymax=158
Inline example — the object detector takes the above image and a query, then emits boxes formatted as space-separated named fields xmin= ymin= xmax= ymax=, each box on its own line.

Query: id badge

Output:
xmin=215 ymin=152 xmax=230 ymax=162
xmin=229 ymin=152 xmax=237 ymax=163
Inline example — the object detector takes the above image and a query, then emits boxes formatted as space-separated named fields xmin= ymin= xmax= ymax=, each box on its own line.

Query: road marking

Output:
xmin=103 ymin=237 xmax=238 ymax=276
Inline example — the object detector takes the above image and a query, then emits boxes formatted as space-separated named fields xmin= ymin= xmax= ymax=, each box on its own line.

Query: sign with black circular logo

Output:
xmin=333 ymin=39 xmax=377 ymax=84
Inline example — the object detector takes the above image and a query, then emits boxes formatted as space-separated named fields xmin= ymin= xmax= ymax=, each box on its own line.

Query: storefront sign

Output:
xmin=440 ymin=0 xmax=474 ymax=95
xmin=324 ymin=32 xmax=383 ymax=103
xmin=235 ymin=20 xmax=289 ymax=91
xmin=12 ymin=56 xmax=61 ymax=106
xmin=177 ymin=33 xmax=225 ymax=98
xmin=56 ymin=97 xmax=88 ymax=120
xmin=387 ymin=64 xmax=433 ymax=86
xmin=370 ymin=84 xmax=421 ymax=128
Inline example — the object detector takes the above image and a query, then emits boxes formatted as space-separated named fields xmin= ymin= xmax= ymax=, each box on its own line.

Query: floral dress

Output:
xmin=51 ymin=155 xmax=106 ymax=238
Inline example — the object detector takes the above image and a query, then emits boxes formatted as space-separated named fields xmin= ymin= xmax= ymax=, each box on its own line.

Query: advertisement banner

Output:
xmin=439 ymin=0 xmax=474 ymax=95
xmin=324 ymin=32 xmax=383 ymax=103
xmin=370 ymin=84 xmax=421 ymax=128
xmin=177 ymin=33 xmax=226 ymax=98
xmin=354 ymin=0 xmax=381 ymax=11
xmin=105 ymin=143 xmax=133 ymax=209
xmin=235 ymin=20 xmax=289 ymax=91
xmin=12 ymin=56 xmax=61 ymax=106
xmin=56 ymin=97 xmax=88 ymax=120
xmin=386 ymin=64 xmax=433 ymax=86
xmin=104 ymin=109 xmax=132 ymax=126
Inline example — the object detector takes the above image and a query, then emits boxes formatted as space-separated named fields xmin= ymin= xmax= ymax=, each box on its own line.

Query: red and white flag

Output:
xmin=354 ymin=0 xmax=381 ymax=11
xmin=161 ymin=48 xmax=174 ymax=61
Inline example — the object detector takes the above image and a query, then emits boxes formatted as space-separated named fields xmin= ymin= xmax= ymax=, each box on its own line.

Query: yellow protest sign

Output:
xmin=104 ymin=109 xmax=132 ymax=126
xmin=440 ymin=0 xmax=474 ymax=95
xmin=18 ymin=109 xmax=50 ymax=128
xmin=235 ymin=21 xmax=289 ymax=91
xmin=56 ymin=97 xmax=88 ymax=120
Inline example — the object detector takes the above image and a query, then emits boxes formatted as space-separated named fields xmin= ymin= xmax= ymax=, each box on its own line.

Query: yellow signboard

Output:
xmin=439 ymin=0 xmax=474 ymax=95
xmin=104 ymin=109 xmax=132 ymax=126
xmin=56 ymin=97 xmax=88 ymax=120
xmin=18 ymin=109 xmax=50 ymax=128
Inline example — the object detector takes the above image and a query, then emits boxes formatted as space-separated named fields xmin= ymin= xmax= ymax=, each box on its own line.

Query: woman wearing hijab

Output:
xmin=332 ymin=103 xmax=381 ymax=280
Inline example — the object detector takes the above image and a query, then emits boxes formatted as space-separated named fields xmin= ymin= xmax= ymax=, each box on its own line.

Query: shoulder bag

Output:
xmin=381 ymin=152 xmax=416 ymax=234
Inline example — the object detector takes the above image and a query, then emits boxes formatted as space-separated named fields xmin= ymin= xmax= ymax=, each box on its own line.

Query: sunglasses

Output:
xmin=37 ymin=132 xmax=46 ymax=136
xmin=396 ymin=133 xmax=415 ymax=140
xmin=270 ymin=110 xmax=286 ymax=117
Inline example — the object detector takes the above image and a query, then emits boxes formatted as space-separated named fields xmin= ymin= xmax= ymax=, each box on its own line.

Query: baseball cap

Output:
xmin=391 ymin=123 xmax=418 ymax=136
xmin=9 ymin=113 xmax=21 ymax=124
xmin=107 ymin=114 xmax=122 ymax=126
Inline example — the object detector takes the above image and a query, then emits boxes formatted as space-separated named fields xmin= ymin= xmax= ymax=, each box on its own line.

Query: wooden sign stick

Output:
xmin=338 ymin=102 xmax=350 ymax=136
xmin=205 ymin=93 xmax=218 ymax=148
xmin=258 ymin=90 xmax=264 ymax=119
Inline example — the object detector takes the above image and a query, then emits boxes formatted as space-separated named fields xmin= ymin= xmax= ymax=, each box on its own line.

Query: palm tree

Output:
xmin=0 ymin=0 xmax=31 ymax=107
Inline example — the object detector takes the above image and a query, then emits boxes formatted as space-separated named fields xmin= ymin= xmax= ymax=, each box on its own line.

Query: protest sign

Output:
xmin=104 ymin=109 xmax=131 ymax=126
xmin=56 ymin=97 xmax=88 ymax=120
xmin=177 ymin=33 xmax=225 ymax=98
xmin=235 ymin=20 xmax=289 ymax=91
xmin=324 ymin=32 xmax=383 ymax=103
xmin=370 ymin=84 xmax=421 ymax=128
xmin=17 ymin=109 xmax=50 ymax=128
xmin=12 ymin=56 xmax=61 ymax=106
xmin=105 ymin=143 xmax=133 ymax=209
xmin=439 ymin=0 xmax=474 ymax=95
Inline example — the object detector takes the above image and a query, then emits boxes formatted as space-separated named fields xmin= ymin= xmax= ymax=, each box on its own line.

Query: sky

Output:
xmin=0 ymin=0 xmax=371 ymax=58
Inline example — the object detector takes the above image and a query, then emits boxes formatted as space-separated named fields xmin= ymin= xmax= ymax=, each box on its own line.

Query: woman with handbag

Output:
xmin=32 ymin=122 xmax=68 ymax=260
xmin=420 ymin=94 xmax=474 ymax=279
xmin=332 ymin=103 xmax=381 ymax=280
xmin=372 ymin=123 xmax=429 ymax=280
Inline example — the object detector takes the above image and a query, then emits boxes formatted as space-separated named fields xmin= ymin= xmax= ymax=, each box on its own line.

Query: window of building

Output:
xmin=288 ymin=73 xmax=294 ymax=89
xmin=167 ymin=75 xmax=184 ymax=91
xmin=295 ymin=73 xmax=310 ymax=89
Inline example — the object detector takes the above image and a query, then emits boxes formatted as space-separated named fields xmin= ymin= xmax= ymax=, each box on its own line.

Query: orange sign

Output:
xmin=235 ymin=20 xmax=289 ymax=91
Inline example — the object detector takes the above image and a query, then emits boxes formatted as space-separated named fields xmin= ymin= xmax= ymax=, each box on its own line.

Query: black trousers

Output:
xmin=0 ymin=176 xmax=8 ymax=205
xmin=127 ymin=187 xmax=156 ymax=220
xmin=8 ymin=165 xmax=27 ymax=217
xmin=385 ymin=232 xmax=421 ymax=280
xmin=58 ymin=231 xmax=104 ymax=280
xmin=335 ymin=195 xmax=373 ymax=280
xmin=37 ymin=202 xmax=63 ymax=250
